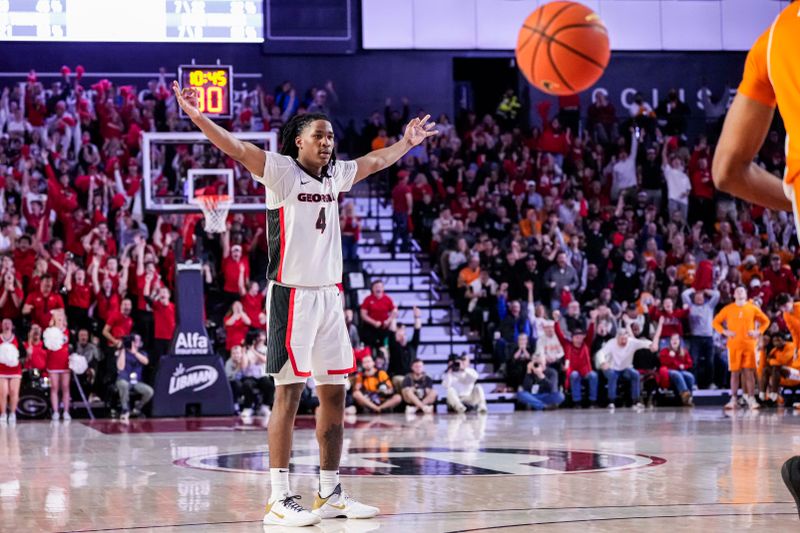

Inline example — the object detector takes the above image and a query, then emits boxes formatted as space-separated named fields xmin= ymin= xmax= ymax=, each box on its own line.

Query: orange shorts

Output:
xmin=728 ymin=345 xmax=756 ymax=372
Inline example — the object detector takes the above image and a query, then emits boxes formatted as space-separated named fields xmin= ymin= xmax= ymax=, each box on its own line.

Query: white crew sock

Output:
xmin=770 ymin=392 xmax=779 ymax=401
xmin=319 ymin=470 xmax=339 ymax=498
xmin=269 ymin=468 xmax=290 ymax=501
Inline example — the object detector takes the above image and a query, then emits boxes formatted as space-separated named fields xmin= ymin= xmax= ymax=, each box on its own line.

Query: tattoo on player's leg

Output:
xmin=319 ymin=423 xmax=344 ymax=470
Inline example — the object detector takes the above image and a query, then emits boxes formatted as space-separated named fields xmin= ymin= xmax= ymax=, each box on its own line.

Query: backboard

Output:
xmin=141 ymin=131 xmax=278 ymax=213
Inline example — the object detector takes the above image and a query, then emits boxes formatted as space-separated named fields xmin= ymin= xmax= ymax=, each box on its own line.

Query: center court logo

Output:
xmin=175 ymin=447 xmax=665 ymax=476
xmin=168 ymin=363 xmax=218 ymax=395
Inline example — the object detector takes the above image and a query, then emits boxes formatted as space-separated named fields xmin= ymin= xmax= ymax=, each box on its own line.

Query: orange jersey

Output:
xmin=738 ymin=3 xmax=800 ymax=187
xmin=783 ymin=303 xmax=800 ymax=345
xmin=712 ymin=301 xmax=770 ymax=348
xmin=768 ymin=342 xmax=796 ymax=367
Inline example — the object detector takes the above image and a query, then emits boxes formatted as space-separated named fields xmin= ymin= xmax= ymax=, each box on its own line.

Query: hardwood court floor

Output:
xmin=0 ymin=408 xmax=798 ymax=532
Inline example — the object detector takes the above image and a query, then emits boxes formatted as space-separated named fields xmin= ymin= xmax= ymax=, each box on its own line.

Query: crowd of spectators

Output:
xmin=0 ymin=67 xmax=448 ymax=422
xmin=373 ymin=85 xmax=800 ymax=411
xmin=1 ymin=61 xmax=798 ymax=420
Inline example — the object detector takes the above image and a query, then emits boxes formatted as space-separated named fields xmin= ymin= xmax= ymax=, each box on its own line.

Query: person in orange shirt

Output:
xmin=457 ymin=255 xmax=481 ymax=290
xmin=712 ymin=286 xmax=770 ymax=410
xmin=738 ymin=256 xmax=761 ymax=287
xmin=518 ymin=207 xmax=541 ymax=239
xmin=762 ymin=331 xmax=794 ymax=406
xmin=676 ymin=253 xmax=697 ymax=287
xmin=713 ymin=1 xmax=800 ymax=514
xmin=777 ymin=294 xmax=800 ymax=345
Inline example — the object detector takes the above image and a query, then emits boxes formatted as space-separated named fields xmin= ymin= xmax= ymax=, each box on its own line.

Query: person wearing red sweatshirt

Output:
xmin=553 ymin=309 xmax=598 ymax=407
xmin=659 ymin=333 xmax=695 ymax=406
xmin=649 ymin=297 xmax=689 ymax=348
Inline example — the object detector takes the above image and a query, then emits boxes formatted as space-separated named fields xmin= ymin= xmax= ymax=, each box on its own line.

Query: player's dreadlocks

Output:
xmin=279 ymin=113 xmax=337 ymax=176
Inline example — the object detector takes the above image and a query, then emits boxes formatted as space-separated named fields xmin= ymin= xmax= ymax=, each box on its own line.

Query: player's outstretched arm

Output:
xmin=354 ymin=114 xmax=438 ymax=184
xmin=172 ymin=81 xmax=265 ymax=178
xmin=712 ymin=93 xmax=790 ymax=211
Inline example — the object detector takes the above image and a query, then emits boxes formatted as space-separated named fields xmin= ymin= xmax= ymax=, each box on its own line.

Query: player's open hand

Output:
xmin=172 ymin=81 xmax=201 ymax=120
xmin=403 ymin=114 xmax=438 ymax=147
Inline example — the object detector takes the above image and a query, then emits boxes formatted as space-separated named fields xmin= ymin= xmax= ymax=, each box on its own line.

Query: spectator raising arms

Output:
xmin=554 ymin=309 xmax=598 ymax=407
xmin=595 ymin=317 xmax=664 ymax=410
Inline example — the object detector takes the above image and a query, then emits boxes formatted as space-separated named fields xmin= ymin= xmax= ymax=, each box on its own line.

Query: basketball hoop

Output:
xmin=189 ymin=194 xmax=233 ymax=233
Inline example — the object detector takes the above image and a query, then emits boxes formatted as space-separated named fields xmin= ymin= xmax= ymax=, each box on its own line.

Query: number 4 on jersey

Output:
xmin=316 ymin=207 xmax=327 ymax=234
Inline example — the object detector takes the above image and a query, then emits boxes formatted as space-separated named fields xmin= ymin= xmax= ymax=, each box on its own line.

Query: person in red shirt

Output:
xmin=91 ymin=261 xmax=121 ymax=325
xmin=659 ymin=333 xmax=695 ymax=406
xmin=0 ymin=272 xmax=23 ymax=322
xmin=149 ymin=287 xmax=176 ymax=378
xmin=135 ymin=239 xmax=163 ymax=352
xmin=221 ymin=229 xmax=250 ymax=309
xmin=45 ymin=310 xmax=72 ymax=421
xmin=22 ymin=274 xmax=65 ymax=329
xmin=389 ymin=173 xmax=413 ymax=258
xmin=45 ymin=238 xmax=67 ymax=280
xmin=0 ymin=318 xmax=21 ymax=422
xmin=762 ymin=254 xmax=797 ymax=302
xmin=11 ymin=235 xmax=36 ymax=287
xmin=101 ymin=298 xmax=134 ymax=390
xmin=553 ymin=310 xmax=598 ymax=406
xmin=64 ymin=263 xmax=92 ymax=332
xmin=689 ymin=157 xmax=715 ymax=231
xmin=102 ymin=299 xmax=134 ymax=351
xmin=81 ymin=222 xmax=118 ymax=258
xmin=649 ymin=298 xmax=689 ymax=347
xmin=241 ymin=282 xmax=266 ymax=330
xmin=340 ymin=202 xmax=361 ymax=262
xmin=224 ymin=301 xmax=251 ymax=353
xmin=360 ymin=280 xmax=396 ymax=349
xmin=23 ymin=324 xmax=46 ymax=373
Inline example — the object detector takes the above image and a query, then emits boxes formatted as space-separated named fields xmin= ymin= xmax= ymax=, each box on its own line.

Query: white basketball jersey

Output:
xmin=252 ymin=152 xmax=356 ymax=288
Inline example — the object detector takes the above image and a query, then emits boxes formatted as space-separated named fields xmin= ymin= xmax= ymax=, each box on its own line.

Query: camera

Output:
xmin=122 ymin=335 xmax=134 ymax=350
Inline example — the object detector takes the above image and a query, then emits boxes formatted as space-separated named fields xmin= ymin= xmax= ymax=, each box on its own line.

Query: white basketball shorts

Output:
xmin=265 ymin=282 xmax=355 ymax=386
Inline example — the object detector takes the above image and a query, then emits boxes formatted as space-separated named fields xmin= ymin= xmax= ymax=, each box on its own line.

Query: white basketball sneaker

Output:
xmin=263 ymin=494 xmax=320 ymax=527
xmin=312 ymin=484 xmax=379 ymax=519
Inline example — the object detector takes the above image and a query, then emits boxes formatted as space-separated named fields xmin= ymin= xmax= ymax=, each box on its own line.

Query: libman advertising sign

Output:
xmin=152 ymin=356 xmax=234 ymax=417
xmin=168 ymin=363 xmax=219 ymax=395
xmin=150 ymin=262 xmax=234 ymax=417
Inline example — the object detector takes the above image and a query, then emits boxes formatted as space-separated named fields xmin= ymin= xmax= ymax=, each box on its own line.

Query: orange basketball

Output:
xmin=515 ymin=1 xmax=610 ymax=96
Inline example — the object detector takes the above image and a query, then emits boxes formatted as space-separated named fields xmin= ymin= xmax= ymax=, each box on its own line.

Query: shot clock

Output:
xmin=177 ymin=65 xmax=234 ymax=119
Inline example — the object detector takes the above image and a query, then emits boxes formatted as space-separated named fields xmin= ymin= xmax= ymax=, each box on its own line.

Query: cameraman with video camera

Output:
xmin=115 ymin=334 xmax=153 ymax=422
xmin=442 ymin=354 xmax=488 ymax=414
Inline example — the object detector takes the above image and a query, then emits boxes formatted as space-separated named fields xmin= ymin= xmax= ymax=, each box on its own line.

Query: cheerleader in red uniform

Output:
xmin=0 ymin=319 xmax=21 ymax=424
xmin=24 ymin=325 xmax=47 ymax=372
xmin=44 ymin=311 xmax=71 ymax=421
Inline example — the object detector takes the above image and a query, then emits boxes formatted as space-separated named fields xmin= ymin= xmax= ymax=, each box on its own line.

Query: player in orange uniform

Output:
xmin=763 ymin=331 xmax=794 ymax=406
xmin=712 ymin=1 xmax=800 ymax=517
xmin=712 ymin=286 xmax=770 ymax=410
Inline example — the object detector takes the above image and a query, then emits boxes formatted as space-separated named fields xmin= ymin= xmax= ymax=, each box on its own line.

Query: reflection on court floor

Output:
xmin=0 ymin=410 xmax=797 ymax=531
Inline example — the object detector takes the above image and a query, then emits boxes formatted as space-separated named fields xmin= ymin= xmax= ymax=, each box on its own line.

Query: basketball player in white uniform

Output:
xmin=173 ymin=81 xmax=437 ymax=526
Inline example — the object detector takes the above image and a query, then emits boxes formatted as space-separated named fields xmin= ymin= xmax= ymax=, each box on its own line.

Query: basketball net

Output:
xmin=190 ymin=194 xmax=232 ymax=233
